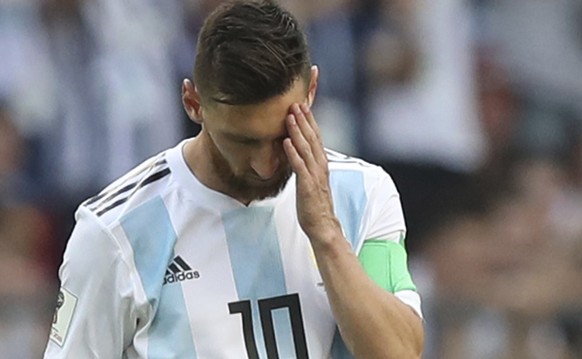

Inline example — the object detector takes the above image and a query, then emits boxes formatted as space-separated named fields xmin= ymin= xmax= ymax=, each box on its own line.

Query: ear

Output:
xmin=182 ymin=79 xmax=204 ymax=124
xmin=306 ymin=65 xmax=319 ymax=108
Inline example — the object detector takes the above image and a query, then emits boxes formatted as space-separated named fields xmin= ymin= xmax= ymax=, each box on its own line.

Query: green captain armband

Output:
xmin=358 ymin=237 xmax=417 ymax=294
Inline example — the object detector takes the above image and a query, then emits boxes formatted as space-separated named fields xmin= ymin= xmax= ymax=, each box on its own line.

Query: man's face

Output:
xmin=200 ymin=79 xmax=310 ymax=201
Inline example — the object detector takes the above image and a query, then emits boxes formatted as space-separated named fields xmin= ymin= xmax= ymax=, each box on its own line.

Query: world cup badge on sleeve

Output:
xmin=50 ymin=288 xmax=78 ymax=346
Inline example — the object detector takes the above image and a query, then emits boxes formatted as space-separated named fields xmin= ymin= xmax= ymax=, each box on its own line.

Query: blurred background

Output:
xmin=1 ymin=0 xmax=582 ymax=358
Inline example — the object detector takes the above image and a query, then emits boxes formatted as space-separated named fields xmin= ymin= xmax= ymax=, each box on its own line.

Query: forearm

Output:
xmin=312 ymin=227 xmax=424 ymax=359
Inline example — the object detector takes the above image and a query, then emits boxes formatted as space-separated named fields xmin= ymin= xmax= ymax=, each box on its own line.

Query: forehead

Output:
xmin=209 ymin=79 xmax=307 ymax=139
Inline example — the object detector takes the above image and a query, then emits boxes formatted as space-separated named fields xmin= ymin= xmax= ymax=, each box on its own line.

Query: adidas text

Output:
xmin=164 ymin=271 xmax=200 ymax=285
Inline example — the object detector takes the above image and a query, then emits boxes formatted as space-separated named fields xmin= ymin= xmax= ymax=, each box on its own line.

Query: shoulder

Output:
xmin=80 ymin=149 xmax=174 ymax=226
xmin=324 ymin=149 xmax=403 ymax=247
xmin=325 ymin=148 xmax=374 ymax=168
xmin=325 ymin=148 xmax=397 ymax=194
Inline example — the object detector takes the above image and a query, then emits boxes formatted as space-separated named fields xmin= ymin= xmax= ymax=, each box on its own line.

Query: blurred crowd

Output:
xmin=1 ymin=0 xmax=582 ymax=358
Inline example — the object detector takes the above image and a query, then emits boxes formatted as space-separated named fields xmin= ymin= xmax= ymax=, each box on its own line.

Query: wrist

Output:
xmin=309 ymin=219 xmax=349 ymax=256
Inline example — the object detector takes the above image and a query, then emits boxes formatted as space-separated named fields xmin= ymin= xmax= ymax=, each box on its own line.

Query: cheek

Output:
xmin=215 ymin=140 xmax=252 ymax=173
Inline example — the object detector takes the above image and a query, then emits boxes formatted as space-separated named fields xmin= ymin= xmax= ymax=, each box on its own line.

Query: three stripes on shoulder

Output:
xmin=85 ymin=157 xmax=171 ymax=217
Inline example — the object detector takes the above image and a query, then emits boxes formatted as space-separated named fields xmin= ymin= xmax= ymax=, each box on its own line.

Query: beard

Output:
xmin=207 ymin=136 xmax=293 ymax=202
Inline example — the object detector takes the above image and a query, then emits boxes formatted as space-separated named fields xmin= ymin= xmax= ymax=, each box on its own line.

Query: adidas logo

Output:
xmin=163 ymin=256 xmax=200 ymax=285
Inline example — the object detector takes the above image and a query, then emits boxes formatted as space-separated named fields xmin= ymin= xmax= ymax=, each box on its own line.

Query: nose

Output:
xmin=250 ymin=145 xmax=281 ymax=180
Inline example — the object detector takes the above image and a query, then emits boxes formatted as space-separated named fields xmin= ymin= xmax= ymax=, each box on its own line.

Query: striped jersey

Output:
xmin=44 ymin=140 xmax=422 ymax=359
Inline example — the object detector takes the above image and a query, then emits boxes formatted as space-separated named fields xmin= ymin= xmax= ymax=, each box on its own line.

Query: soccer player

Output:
xmin=43 ymin=1 xmax=424 ymax=358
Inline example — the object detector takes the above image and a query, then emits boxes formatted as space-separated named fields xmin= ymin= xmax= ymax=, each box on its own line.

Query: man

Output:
xmin=44 ymin=1 xmax=424 ymax=358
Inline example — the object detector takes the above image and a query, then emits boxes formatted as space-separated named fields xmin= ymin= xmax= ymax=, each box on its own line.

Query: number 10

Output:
xmin=228 ymin=293 xmax=309 ymax=358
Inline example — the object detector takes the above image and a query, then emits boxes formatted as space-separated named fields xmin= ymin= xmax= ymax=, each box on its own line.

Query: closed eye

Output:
xmin=235 ymin=138 xmax=260 ymax=146
xmin=223 ymin=132 xmax=259 ymax=145
xmin=225 ymin=132 xmax=287 ymax=147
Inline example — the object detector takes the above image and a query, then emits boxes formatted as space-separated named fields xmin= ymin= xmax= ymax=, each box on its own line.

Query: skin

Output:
xmin=182 ymin=66 xmax=424 ymax=358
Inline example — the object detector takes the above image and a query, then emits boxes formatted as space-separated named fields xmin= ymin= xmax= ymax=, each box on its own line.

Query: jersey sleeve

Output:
xmin=362 ymin=171 xmax=406 ymax=242
xmin=358 ymin=171 xmax=422 ymax=317
xmin=44 ymin=207 xmax=139 ymax=358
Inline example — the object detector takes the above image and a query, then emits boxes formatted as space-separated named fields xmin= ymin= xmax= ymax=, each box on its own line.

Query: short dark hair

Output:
xmin=194 ymin=0 xmax=311 ymax=105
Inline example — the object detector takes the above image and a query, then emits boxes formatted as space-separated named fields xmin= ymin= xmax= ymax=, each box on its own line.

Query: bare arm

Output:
xmin=283 ymin=102 xmax=424 ymax=358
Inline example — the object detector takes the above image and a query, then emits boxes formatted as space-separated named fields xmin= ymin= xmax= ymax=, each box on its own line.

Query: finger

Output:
xmin=292 ymin=103 xmax=320 ymax=148
xmin=296 ymin=103 xmax=327 ymax=164
xmin=286 ymin=111 xmax=317 ymax=168
xmin=300 ymin=103 xmax=322 ymax=142
xmin=283 ymin=136 xmax=309 ymax=177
